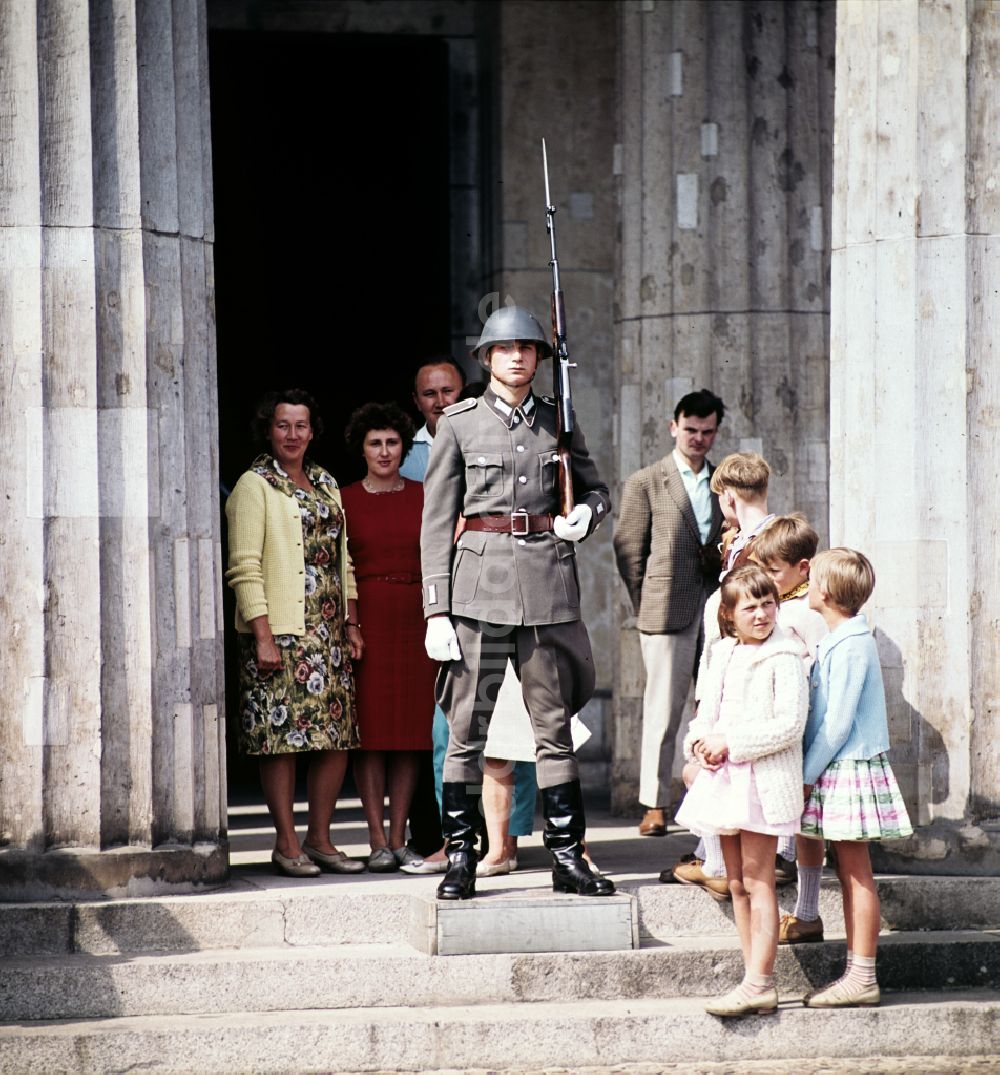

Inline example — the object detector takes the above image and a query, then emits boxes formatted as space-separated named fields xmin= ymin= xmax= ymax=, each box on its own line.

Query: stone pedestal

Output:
xmin=829 ymin=0 xmax=1000 ymax=873
xmin=0 ymin=0 xmax=226 ymax=899
xmin=611 ymin=0 xmax=835 ymax=813
xmin=408 ymin=892 xmax=638 ymax=956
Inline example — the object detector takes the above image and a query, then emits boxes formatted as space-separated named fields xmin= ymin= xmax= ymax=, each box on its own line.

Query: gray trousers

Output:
xmin=638 ymin=587 xmax=708 ymax=809
xmin=437 ymin=616 xmax=595 ymax=789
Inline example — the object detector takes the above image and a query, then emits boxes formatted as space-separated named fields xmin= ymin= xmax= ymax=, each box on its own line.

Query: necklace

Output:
xmin=363 ymin=476 xmax=404 ymax=495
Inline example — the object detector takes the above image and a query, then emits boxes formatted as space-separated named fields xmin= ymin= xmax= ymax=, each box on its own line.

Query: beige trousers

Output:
xmin=638 ymin=591 xmax=707 ymax=809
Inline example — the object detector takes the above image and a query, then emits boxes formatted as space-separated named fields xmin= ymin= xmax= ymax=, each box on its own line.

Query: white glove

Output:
xmin=425 ymin=616 xmax=462 ymax=662
xmin=553 ymin=503 xmax=592 ymax=543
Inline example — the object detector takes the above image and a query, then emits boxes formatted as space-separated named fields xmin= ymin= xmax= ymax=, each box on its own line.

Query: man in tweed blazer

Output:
xmin=613 ymin=389 xmax=725 ymax=835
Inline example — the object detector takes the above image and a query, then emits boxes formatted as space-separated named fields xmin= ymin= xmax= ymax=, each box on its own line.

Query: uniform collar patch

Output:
xmin=485 ymin=386 xmax=538 ymax=428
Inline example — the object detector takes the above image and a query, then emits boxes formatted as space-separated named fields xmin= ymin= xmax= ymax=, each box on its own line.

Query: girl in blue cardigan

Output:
xmin=801 ymin=548 xmax=912 ymax=1009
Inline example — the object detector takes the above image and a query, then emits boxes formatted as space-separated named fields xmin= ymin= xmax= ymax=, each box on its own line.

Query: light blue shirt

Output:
xmin=802 ymin=613 xmax=891 ymax=785
xmin=399 ymin=424 xmax=433 ymax=482
xmin=672 ymin=449 xmax=713 ymax=543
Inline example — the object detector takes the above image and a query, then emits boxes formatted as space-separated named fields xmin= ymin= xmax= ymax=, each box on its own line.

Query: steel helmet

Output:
xmin=471 ymin=305 xmax=552 ymax=364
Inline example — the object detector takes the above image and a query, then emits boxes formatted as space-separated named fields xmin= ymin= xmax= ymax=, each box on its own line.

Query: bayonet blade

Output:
xmin=542 ymin=138 xmax=552 ymax=209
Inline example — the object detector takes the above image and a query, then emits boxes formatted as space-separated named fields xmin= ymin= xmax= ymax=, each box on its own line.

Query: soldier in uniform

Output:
xmin=421 ymin=305 xmax=615 ymax=900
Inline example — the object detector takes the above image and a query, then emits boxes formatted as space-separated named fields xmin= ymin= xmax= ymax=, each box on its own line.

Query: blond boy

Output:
xmin=754 ymin=514 xmax=830 ymax=937
xmin=753 ymin=514 xmax=828 ymax=671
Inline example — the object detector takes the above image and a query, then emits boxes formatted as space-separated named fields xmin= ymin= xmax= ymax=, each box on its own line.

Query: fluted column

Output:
xmin=0 ymin=0 xmax=225 ymax=898
xmin=611 ymin=0 xmax=835 ymax=813
xmin=830 ymin=0 xmax=1000 ymax=873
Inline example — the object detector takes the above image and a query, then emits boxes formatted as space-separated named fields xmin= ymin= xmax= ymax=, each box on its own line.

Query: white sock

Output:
xmin=777 ymin=835 xmax=796 ymax=861
xmin=793 ymin=865 xmax=822 ymax=921
xmin=742 ymin=970 xmax=774 ymax=996
xmin=844 ymin=952 xmax=877 ymax=989
xmin=702 ymin=835 xmax=725 ymax=877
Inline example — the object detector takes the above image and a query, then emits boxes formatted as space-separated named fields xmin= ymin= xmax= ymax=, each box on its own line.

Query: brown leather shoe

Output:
xmin=672 ymin=859 xmax=730 ymax=901
xmin=639 ymin=808 xmax=667 ymax=836
xmin=658 ymin=853 xmax=699 ymax=883
xmin=778 ymin=913 xmax=824 ymax=944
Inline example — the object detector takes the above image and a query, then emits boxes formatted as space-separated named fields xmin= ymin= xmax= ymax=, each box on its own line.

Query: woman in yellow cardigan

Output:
xmin=226 ymin=389 xmax=365 ymax=877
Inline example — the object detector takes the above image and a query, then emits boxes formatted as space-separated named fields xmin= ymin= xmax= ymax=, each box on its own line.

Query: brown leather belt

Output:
xmin=356 ymin=572 xmax=422 ymax=584
xmin=462 ymin=512 xmax=554 ymax=535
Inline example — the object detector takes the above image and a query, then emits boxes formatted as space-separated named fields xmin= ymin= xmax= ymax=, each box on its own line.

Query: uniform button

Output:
xmin=512 ymin=416 xmax=519 ymax=424
xmin=516 ymin=445 xmax=525 ymax=453
xmin=551 ymin=453 xmax=559 ymax=462
xmin=478 ymin=456 xmax=486 ymax=464
xmin=518 ymin=475 xmax=527 ymax=484
xmin=517 ymin=539 xmax=526 ymax=546
xmin=457 ymin=541 xmax=464 ymax=549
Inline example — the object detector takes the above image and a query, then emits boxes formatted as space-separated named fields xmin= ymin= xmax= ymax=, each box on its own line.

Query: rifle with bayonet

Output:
xmin=542 ymin=138 xmax=575 ymax=516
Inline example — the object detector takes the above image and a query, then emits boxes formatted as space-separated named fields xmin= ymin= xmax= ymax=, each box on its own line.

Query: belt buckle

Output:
xmin=510 ymin=510 xmax=530 ymax=536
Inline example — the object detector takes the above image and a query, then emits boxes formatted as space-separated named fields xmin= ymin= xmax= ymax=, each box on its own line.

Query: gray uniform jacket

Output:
xmin=421 ymin=387 xmax=611 ymax=627
xmin=613 ymin=454 xmax=723 ymax=634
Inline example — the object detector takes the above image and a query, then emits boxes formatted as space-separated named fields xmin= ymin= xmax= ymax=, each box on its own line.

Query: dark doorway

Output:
xmin=209 ymin=29 xmax=451 ymax=793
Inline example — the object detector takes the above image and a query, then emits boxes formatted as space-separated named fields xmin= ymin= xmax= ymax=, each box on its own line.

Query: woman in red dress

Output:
xmin=341 ymin=402 xmax=438 ymax=872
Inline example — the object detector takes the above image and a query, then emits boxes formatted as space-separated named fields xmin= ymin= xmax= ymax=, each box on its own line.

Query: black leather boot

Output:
xmin=436 ymin=782 xmax=480 ymax=900
xmin=542 ymin=780 xmax=616 ymax=896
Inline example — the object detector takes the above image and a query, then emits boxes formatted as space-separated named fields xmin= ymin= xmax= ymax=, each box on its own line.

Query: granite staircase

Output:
xmin=0 ymin=807 xmax=997 ymax=1072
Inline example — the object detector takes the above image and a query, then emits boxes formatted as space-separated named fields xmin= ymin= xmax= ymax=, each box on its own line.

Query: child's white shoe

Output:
xmin=704 ymin=984 xmax=778 ymax=1017
xmin=804 ymin=979 xmax=880 ymax=1008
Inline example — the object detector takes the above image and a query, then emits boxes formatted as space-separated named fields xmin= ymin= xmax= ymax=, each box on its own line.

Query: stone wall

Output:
xmin=611 ymin=0 xmax=835 ymax=813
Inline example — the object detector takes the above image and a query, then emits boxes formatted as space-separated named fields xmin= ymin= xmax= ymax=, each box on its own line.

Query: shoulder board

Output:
xmin=443 ymin=398 xmax=477 ymax=416
xmin=540 ymin=395 xmax=556 ymax=406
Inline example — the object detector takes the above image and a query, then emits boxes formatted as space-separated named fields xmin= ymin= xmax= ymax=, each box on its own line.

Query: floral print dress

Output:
xmin=237 ymin=455 xmax=360 ymax=755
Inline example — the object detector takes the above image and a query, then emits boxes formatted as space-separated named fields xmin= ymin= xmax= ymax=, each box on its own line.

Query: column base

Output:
xmin=870 ymin=819 xmax=1000 ymax=876
xmin=0 ymin=841 xmax=230 ymax=901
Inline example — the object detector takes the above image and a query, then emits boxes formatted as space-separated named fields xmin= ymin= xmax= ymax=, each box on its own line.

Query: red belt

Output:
xmin=462 ymin=512 xmax=554 ymax=535
xmin=356 ymin=572 xmax=422 ymax=584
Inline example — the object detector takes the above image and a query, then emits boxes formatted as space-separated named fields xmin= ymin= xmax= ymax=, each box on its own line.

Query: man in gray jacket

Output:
xmin=613 ymin=390 xmax=725 ymax=836
xmin=421 ymin=305 xmax=614 ymax=901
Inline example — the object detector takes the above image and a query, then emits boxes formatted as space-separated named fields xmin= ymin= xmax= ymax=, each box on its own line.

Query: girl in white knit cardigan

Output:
xmin=676 ymin=565 xmax=809 ymax=1017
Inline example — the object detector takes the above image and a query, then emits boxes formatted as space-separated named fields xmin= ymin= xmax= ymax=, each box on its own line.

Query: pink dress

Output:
xmin=675 ymin=645 xmax=800 ymax=839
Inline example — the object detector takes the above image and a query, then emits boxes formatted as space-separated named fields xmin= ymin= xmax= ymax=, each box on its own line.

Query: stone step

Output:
xmin=1 ymin=931 xmax=997 ymax=1022
xmin=4 ymin=874 xmax=998 ymax=957
xmin=0 ymin=992 xmax=997 ymax=1072
xmin=634 ymin=874 xmax=1000 ymax=942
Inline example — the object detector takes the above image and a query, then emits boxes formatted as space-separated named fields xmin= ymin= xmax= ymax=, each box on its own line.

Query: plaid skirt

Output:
xmin=801 ymin=753 xmax=913 ymax=842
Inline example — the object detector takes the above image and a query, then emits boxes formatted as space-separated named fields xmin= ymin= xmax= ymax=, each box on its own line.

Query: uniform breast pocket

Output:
xmin=538 ymin=450 xmax=560 ymax=496
xmin=464 ymin=453 xmax=504 ymax=499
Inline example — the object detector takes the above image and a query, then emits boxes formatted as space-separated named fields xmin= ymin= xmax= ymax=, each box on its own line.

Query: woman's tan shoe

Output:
xmin=271 ymin=850 xmax=321 ymax=878
xmin=301 ymin=843 xmax=365 ymax=873
xmin=476 ymin=859 xmax=511 ymax=877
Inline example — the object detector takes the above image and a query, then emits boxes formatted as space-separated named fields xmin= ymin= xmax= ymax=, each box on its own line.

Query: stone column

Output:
xmin=0 ymin=0 xmax=226 ymax=898
xmin=830 ymin=0 xmax=1000 ymax=873
xmin=611 ymin=0 xmax=835 ymax=813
